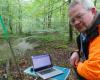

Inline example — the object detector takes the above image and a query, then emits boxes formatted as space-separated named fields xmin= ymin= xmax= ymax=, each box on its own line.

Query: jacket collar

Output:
xmin=85 ymin=13 xmax=100 ymax=40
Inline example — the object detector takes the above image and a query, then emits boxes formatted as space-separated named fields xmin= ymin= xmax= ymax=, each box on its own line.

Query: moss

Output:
xmin=54 ymin=45 xmax=67 ymax=49
xmin=32 ymin=50 xmax=46 ymax=55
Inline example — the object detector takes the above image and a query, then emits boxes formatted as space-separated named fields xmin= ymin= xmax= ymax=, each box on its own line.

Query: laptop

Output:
xmin=31 ymin=54 xmax=63 ymax=79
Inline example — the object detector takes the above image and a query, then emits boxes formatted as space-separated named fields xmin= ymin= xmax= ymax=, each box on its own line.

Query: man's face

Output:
xmin=69 ymin=4 xmax=95 ymax=32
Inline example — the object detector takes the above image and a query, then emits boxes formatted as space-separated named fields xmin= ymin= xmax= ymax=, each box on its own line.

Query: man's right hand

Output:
xmin=70 ymin=51 xmax=80 ymax=68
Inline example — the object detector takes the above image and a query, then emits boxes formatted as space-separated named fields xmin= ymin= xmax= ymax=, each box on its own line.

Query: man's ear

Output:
xmin=91 ymin=8 xmax=96 ymax=14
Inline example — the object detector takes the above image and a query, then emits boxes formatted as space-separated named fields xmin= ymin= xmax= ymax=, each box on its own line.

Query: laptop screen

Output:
xmin=32 ymin=54 xmax=52 ymax=71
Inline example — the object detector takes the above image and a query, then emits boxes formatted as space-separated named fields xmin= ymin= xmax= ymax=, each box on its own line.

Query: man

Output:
xmin=68 ymin=0 xmax=100 ymax=79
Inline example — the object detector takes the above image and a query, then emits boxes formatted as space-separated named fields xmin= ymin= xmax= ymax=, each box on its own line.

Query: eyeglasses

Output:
xmin=70 ymin=12 xmax=87 ymax=25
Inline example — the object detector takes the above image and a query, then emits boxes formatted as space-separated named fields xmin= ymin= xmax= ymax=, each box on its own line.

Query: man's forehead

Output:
xmin=69 ymin=4 xmax=85 ymax=16
xmin=69 ymin=4 xmax=83 ymax=12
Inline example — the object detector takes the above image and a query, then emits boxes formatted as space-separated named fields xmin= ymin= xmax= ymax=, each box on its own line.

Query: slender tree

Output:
xmin=68 ymin=0 xmax=73 ymax=41
xmin=47 ymin=0 xmax=53 ymax=28
xmin=94 ymin=0 xmax=97 ymax=7
xmin=17 ymin=0 xmax=22 ymax=34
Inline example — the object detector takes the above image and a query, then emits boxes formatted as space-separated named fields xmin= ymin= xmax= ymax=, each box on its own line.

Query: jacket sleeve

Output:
xmin=76 ymin=35 xmax=81 ymax=57
xmin=76 ymin=36 xmax=100 ymax=79
xmin=70 ymin=35 xmax=80 ymax=57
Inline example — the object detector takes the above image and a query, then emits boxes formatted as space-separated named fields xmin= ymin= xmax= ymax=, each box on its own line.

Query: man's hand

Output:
xmin=70 ymin=51 xmax=80 ymax=68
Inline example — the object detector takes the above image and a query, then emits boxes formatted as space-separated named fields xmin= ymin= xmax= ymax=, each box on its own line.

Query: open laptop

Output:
xmin=31 ymin=54 xmax=63 ymax=79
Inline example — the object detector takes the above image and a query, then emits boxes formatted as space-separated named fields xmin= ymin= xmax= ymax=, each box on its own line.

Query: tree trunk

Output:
xmin=94 ymin=0 xmax=97 ymax=6
xmin=68 ymin=0 xmax=73 ymax=41
xmin=48 ymin=0 xmax=53 ymax=28
xmin=18 ymin=0 xmax=22 ymax=34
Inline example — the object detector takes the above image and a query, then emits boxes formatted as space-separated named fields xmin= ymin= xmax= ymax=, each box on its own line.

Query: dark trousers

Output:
xmin=73 ymin=68 xmax=85 ymax=80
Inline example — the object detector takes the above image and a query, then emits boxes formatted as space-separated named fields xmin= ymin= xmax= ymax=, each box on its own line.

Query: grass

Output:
xmin=29 ymin=33 xmax=69 ymax=43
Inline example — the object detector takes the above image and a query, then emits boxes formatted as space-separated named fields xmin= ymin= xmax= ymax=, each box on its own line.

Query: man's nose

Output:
xmin=74 ymin=19 xmax=80 ymax=25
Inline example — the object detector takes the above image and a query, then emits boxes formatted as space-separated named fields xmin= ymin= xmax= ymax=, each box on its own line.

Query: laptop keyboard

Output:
xmin=39 ymin=68 xmax=56 ymax=75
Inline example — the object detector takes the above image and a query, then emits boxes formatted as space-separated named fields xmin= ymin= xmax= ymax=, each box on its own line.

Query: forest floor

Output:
xmin=31 ymin=40 xmax=77 ymax=80
xmin=0 ymin=35 xmax=77 ymax=80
